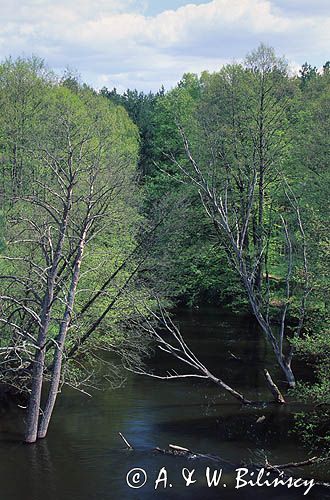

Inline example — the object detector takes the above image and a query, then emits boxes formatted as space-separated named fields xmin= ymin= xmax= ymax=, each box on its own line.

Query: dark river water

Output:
xmin=0 ymin=307 xmax=329 ymax=500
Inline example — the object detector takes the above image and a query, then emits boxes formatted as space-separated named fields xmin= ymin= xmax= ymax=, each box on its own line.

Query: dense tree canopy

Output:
xmin=0 ymin=57 xmax=152 ymax=441
xmin=100 ymin=47 xmax=329 ymax=450
xmin=0 ymin=47 xmax=329 ymax=450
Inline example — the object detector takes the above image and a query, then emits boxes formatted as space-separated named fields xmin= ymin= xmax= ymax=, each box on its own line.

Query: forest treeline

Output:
xmin=0 ymin=46 xmax=329 ymax=449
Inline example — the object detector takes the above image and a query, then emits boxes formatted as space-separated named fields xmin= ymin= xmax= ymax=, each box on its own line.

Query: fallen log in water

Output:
xmin=264 ymin=456 xmax=330 ymax=489
xmin=154 ymin=444 xmax=235 ymax=464
xmin=119 ymin=434 xmax=330 ymax=489
xmin=265 ymin=456 xmax=319 ymax=470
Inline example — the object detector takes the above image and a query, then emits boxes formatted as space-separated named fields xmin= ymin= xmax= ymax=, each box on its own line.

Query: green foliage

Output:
xmin=0 ymin=57 xmax=150 ymax=392
xmin=101 ymin=50 xmax=329 ymax=322
xmin=1 ymin=49 xmax=329 ymax=450
xmin=293 ymin=408 xmax=330 ymax=453
xmin=291 ymin=325 xmax=330 ymax=453
xmin=100 ymin=86 xmax=162 ymax=177
xmin=293 ymin=326 xmax=330 ymax=402
xmin=140 ymin=73 xmax=248 ymax=308
xmin=299 ymin=62 xmax=318 ymax=89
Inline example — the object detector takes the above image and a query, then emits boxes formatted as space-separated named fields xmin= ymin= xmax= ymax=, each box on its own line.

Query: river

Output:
xmin=0 ymin=307 xmax=329 ymax=499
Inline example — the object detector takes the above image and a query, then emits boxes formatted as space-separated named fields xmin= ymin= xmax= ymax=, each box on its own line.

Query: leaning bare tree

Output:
xmin=129 ymin=304 xmax=252 ymax=404
xmin=125 ymin=299 xmax=287 ymax=405
xmin=164 ymin=45 xmax=309 ymax=387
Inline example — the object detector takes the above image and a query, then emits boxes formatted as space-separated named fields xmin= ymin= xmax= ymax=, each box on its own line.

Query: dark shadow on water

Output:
xmin=0 ymin=306 xmax=328 ymax=500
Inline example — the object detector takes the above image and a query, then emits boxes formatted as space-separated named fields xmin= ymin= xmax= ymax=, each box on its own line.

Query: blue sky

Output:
xmin=145 ymin=0 xmax=211 ymax=15
xmin=0 ymin=0 xmax=329 ymax=91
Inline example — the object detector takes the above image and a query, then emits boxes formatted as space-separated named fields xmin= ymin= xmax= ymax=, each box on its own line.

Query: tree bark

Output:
xmin=37 ymin=225 xmax=87 ymax=439
xmin=24 ymin=186 xmax=72 ymax=443
xmin=263 ymin=369 xmax=286 ymax=404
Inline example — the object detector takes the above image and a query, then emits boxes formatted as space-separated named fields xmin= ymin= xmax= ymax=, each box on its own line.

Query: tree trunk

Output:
xmin=263 ymin=369 xmax=286 ymax=403
xmin=255 ymin=78 xmax=265 ymax=297
xmin=37 ymin=227 xmax=87 ymax=439
xmin=24 ymin=346 xmax=46 ymax=443
xmin=212 ymin=376 xmax=252 ymax=404
xmin=277 ymin=357 xmax=295 ymax=388
xmin=243 ymin=275 xmax=296 ymax=388
xmin=24 ymin=187 xmax=72 ymax=443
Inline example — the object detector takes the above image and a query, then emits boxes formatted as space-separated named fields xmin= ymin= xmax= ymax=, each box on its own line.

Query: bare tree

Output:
xmin=128 ymin=304 xmax=253 ymax=404
xmin=162 ymin=46 xmax=309 ymax=387
xmin=174 ymin=128 xmax=309 ymax=388
xmin=0 ymin=86 xmax=143 ymax=442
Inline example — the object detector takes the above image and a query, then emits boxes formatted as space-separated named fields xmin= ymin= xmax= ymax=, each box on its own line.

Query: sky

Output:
xmin=0 ymin=0 xmax=329 ymax=92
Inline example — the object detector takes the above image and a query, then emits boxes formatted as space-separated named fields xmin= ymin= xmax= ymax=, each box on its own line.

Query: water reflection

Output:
xmin=0 ymin=307 xmax=329 ymax=499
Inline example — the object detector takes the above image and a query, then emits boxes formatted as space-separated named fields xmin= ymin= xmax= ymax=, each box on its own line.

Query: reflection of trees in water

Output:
xmin=27 ymin=439 xmax=58 ymax=500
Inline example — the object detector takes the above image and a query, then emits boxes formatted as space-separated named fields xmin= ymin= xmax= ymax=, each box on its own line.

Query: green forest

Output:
xmin=0 ymin=44 xmax=329 ymax=463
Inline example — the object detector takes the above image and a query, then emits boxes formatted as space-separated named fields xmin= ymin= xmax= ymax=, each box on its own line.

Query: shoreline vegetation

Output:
xmin=0 ymin=45 xmax=329 ymax=461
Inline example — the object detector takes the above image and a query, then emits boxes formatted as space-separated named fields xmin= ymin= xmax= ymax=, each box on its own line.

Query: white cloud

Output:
xmin=0 ymin=0 xmax=329 ymax=91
